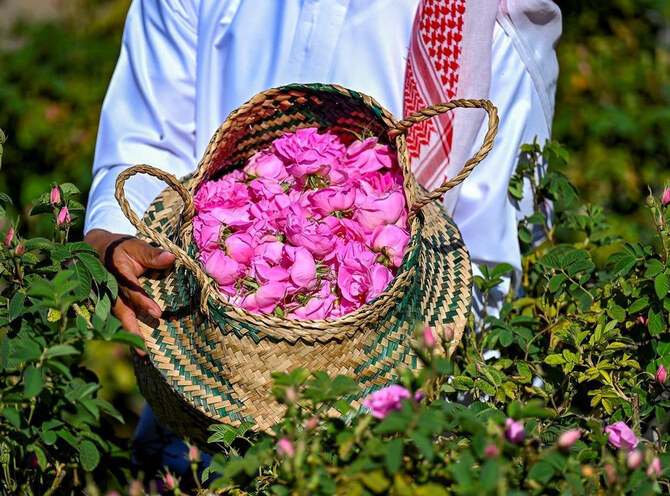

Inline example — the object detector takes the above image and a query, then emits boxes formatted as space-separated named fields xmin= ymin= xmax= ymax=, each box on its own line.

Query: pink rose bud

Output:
xmin=422 ymin=326 xmax=436 ymax=348
xmin=605 ymin=464 xmax=617 ymax=485
xmin=277 ymin=438 xmax=295 ymax=458
xmin=285 ymin=386 xmax=299 ymax=403
xmin=164 ymin=472 xmax=177 ymax=490
xmin=604 ymin=421 xmax=639 ymax=450
xmin=304 ymin=417 xmax=319 ymax=430
xmin=647 ymin=456 xmax=662 ymax=478
xmin=56 ymin=206 xmax=71 ymax=226
xmin=128 ymin=480 xmax=144 ymax=496
xmin=4 ymin=228 xmax=13 ymax=247
xmin=50 ymin=186 xmax=61 ymax=205
xmin=557 ymin=429 xmax=581 ymax=448
xmin=636 ymin=315 xmax=649 ymax=326
xmin=443 ymin=325 xmax=454 ymax=341
xmin=656 ymin=365 xmax=667 ymax=384
xmin=414 ymin=390 xmax=425 ymax=402
xmin=626 ymin=449 xmax=643 ymax=470
xmin=29 ymin=454 xmax=39 ymax=468
xmin=15 ymin=244 xmax=24 ymax=256
xmin=663 ymin=188 xmax=670 ymax=206
xmin=188 ymin=445 xmax=199 ymax=463
xmin=484 ymin=444 xmax=500 ymax=458
xmin=505 ymin=418 xmax=525 ymax=443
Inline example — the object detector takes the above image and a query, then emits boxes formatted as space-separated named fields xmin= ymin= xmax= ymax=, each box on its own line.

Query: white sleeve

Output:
xmin=84 ymin=0 xmax=198 ymax=235
xmin=451 ymin=22 xmax=553 ymax=317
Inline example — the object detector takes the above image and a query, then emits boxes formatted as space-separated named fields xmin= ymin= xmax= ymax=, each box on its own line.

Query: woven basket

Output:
xmin=115 ymin=84 xmax=498 ymax=448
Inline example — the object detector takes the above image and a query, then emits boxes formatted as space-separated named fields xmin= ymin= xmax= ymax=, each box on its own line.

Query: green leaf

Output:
xmin=2 ymin=407 xmax=21 ymax=428
xmin=545 ymin=354 xmax=566 ymax=365
xmin=23 ymin=365 xmax=44 ymax=398
xmin=451 ymin=376 xmax=475 ymax=390
xmin=655 ymin=273 xmax=669 ymax=300
xmin=409 ymin=431 xmax=434 ymax=461
xmin=74 ymin=261 xmax=92 ymax=300
xmin=384 ymin=438 xmax=403 ymax=474
xmin=648 ymin=308 xmax=665 ymax=336
xmin=76 ymin=253 xmax=107 ymax=283
xmin=645 ymin=259 xmax=665 ymax=278
xmin=44 ymin=344 xmax=80 ymax=359
xmin=8 ymin=292 xmax=25 ymax=321
xmin=528 ymin=461 xmax=555 ymax=484
xmin=111 ymin=330 xmax=145 ymax=350
xmin=79 ymin=440 xmax=100 ymax=472
xmin=548 ymin=273 xmax=566 ymax=292
xmin=59 ymin=183 xmax=80 ymax=196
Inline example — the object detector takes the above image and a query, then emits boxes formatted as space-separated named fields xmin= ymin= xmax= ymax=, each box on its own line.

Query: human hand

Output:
xmin=84 ymin=229 xmax=175 ymax=356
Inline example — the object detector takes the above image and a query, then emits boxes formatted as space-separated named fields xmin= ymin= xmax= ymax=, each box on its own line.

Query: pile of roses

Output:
xmin=192 ymin=127 xmax=410 ymax=319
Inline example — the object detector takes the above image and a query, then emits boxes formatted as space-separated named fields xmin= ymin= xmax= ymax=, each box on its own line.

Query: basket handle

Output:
xmin=114 ymin=165 xmax=215 ymax=311
xmin=389 ymin=99 xmax=499 ymax=219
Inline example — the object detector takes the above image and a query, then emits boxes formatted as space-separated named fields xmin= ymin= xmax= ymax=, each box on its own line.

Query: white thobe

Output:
xmin=85 ymin=0 xmax=561 ymax=300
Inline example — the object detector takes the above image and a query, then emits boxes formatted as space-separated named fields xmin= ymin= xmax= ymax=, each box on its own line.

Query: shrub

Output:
xmin=0 ymin=163 xmax=143 ymax=493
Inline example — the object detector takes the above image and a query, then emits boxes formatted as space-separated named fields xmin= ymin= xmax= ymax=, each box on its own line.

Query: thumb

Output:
xmin=130 ymin=240 xmax=176 ymax=269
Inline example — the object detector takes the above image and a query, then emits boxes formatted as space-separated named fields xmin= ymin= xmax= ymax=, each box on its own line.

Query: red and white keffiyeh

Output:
xmin=404 ymin=0 xmax=498 ymax=205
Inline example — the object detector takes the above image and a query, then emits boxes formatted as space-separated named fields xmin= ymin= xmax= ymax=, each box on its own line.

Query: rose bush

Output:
xmin=1 ymin=130 xmax=669 ymax=495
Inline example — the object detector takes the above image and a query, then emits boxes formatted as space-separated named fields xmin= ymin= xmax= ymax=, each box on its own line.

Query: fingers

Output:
xmin=113 ymin=294 xmax=147 ymax=357
xmin=126 ymin=238 xmax=175 ymax=270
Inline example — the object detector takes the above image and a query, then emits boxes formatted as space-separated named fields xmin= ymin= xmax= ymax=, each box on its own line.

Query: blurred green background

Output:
xmin=0 ymin=0 xmax=668 ymax=438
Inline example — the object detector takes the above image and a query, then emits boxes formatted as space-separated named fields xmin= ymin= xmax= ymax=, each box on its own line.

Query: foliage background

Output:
xmin=0 ymin=0 xmax=669 ymax=443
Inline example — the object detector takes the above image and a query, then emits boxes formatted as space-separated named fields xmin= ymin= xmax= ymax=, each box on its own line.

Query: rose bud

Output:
xmin=15 ymin=244 xmax=24 ymax=256
xmin=557 ymin=429 xmax=581 ymax=449
xmin=4 ymin=228 xmax=13 ymax=247
xmin=484 ymin=444 xmax=500 ymax=458
xmin=505 ymin=418 xmax=525 ymax=443
xmin=56 ymin=206 xmax=71 ymax=226
xmin=304 ymin=417 xmax=319 ymax=430
xmin=50 ymin=186 xmax=61 ymax=205
xmin=422 ymin=326 xmax=436 ymax=348
xmin=647 ymin=456 xmax=662 ymax=478
xmin=626 ymin=449 xmax=643 ymax=470
xmin=662 ymin=188 xmax=670 ymax=206
xmin=656 ymin=365 xmax=667 ymax=384
xmin=285 ymin=386 xmax=299 ymax=403
xmin=188 ymin=445 xmax=199 ymax=463
xmin=604 ymin=464 xmax=616 ymax=485
xmin=443 ymin=325 xmax=454 ymax=341
xmin=277 ymin=437 xmax=295 ymax=458
xmin=164 ymin=472 xmax=177 ymax=491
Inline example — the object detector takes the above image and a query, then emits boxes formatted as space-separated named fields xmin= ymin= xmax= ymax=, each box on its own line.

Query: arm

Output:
xmin=84 ymin=0 xmax=198 ymax=343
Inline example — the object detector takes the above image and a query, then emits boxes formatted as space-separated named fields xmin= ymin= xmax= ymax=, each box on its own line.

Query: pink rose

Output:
xmin=288 ymin=292 xmax=336 ymax=320
xmin=240 ymin=281 xmax=287 ymax=314
xmin=285 ymin=213 xmax=338 ymax=260
xmin=323 ymin=217 xmax=366 ymax=243
xmin=273 ymin=128 xmax=345 ymax=181
xmin=57 ymin=207 xmax=71 ymax=226
xmin=283 ymin=245 xmax=317 ymax=291
xmin=254 ymin=239 xmax=284 ymax=265
xmin=248 ymin=178 xmax=285 ymax=202
xmin=193 ymin=213 xmax=223 ymax=253
xmin=244 ymin=149 xmax=289 ymax=181
xmin=505 ymin=418 xmax=525 ymax=443
xmin=194 ymin=176 xmax=250 ymax=212
xmin=354 ymin=189 xmax=407 ymax=232
xmin=203 ymin=250 xmax=245 ymax=287
xmin=368 ymin=224 xmax=410 ymax=268
xmin=207 ymin=205 xmax=252 ymax=229
xmin=342 ymin=137 xmax=394 ymax=174
xmin=362 ymin=384 xmax=412 ymax=419
xmin=338 ymin=261 xmax=392 ymax=305
xmin=252 ymin=261 xmax=289 ymax=284
xmin=225 ymin=232 xmax=255 ymax=265
xmin=308 ymin=187 xmax=356 ymax=216
xmin=359 ymin=170 xmax=403 ymax=195
xmin=604 ymin=421 xmax=638 ymax=450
